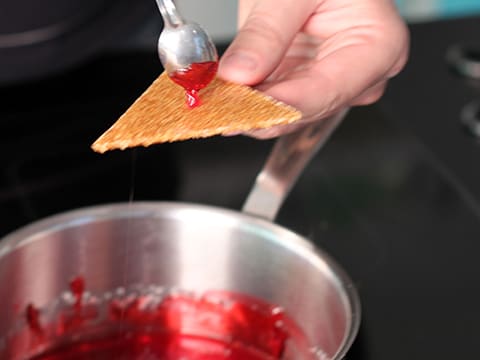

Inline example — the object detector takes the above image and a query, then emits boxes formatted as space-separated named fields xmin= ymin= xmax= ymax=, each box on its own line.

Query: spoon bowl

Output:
xmin=156 ymin=0 xmax=218 ymax=75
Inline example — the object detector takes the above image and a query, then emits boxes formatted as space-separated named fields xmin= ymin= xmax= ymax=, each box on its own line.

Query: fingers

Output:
xmin=219 ymin=0 xmax=410 ymax=140
xmin=244 ymin=76 xmax=382 ymax=139
xmin=350 ymin=80 xmax=387 ymax=106
xmin=218 ymin=0 xmax=317 ymax=85
xmin=243 ymin=120 xmax=311 ymax=139
xmin=246 ymin=79 xmax=385 ymax=139
xmin=237 ymin=0 xmax=256 ymax=28
xmin=259 ymin=21 xmax=408 ymax=119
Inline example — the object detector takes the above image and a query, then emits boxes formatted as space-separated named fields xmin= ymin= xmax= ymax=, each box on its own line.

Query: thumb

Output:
xmin=218 ymin=0 xmax=314 ymax=86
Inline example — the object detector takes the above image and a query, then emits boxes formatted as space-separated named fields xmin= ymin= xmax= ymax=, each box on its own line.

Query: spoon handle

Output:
xmin=242 ymin=109 xmax=349 ymax=221
xmin=156 ymin=0 xmax=185 ymax=28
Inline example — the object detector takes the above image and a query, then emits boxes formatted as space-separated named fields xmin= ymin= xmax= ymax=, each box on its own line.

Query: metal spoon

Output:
xmin=155 ymin=0 xmax=218 ymax=75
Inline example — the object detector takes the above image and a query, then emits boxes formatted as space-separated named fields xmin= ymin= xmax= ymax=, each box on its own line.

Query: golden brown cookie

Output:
xmin=91 ymin=72 xmax=302 ymax=153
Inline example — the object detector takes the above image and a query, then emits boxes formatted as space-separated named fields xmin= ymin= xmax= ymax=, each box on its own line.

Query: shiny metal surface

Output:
xmin=243 ymin=110 xmax=349 ymax=220
xmin=155 ymin=0 xmax=218 ymax=74
xmin=0 ymin=202 xmax=360 ymax=359
xmin=155 ymin=0 xmax=185 ymax=28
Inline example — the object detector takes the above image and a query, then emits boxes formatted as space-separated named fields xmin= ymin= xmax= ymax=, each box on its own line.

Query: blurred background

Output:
xmin=2 ymin=0 xmax=480 ymax=359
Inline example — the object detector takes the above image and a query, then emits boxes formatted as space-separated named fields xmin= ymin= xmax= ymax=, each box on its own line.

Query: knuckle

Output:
xmin=351 ymin=84 xmax=386 ymax=106
xmin=240 ymin=13 xmax=286 ymax=50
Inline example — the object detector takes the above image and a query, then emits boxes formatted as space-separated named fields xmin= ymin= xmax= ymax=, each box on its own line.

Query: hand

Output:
xmin=218 ymin=0 xmax=409 ymax=138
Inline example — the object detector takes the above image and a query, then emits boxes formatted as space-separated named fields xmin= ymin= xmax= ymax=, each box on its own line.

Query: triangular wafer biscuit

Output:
xmin=91 ymin=72 xmax=302 ymax=153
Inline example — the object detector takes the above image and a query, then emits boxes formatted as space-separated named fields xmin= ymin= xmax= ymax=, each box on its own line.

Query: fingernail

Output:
xmin=220 ymin=52 xmax=258 ymax=72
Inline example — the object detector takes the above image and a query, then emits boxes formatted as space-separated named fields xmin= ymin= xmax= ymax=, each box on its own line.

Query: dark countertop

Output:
xmin=1 ymin=15 xmax=480 ymax=359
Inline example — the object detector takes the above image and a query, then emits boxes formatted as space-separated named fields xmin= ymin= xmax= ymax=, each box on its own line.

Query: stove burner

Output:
xmin=0 ymin=0 xmax=157 ymax=84
xmin=446 ymin=43 xmax=480 ymax=80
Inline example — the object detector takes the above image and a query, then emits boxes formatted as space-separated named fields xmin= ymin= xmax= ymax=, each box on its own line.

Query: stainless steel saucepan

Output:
xmin=0 ymin=110 xmax=360 ymax=359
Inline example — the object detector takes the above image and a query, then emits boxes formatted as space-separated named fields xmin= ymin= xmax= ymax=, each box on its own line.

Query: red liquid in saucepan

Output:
xmin=31 ymin=333 xmax=281 ymax=359
xmin=169 ymin=61 xmax=218 ymax=108
xmin=26 ymin=304 xmax=42 ymax=335
xmin=69 ymin=276 xmax=85 ymax=310
xmin=20 ymin=277 xmax=311 ymax=360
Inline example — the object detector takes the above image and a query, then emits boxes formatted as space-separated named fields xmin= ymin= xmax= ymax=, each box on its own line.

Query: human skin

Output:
xmin=218 ymin=0 xmax=410 ymax=138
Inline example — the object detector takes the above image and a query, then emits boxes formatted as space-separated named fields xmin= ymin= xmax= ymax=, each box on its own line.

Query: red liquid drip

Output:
xmin=26 ymin=304 xmax=42 ymax=334
xmin=15 ymin=281 xmax=312 ymax=360
xmin=56 ymin=276 xmax=97 ymax=333
xmin=169 ymin=61 xmax=218 ymax=109
xmin=69 ymin=276 xmax=85 ymax=310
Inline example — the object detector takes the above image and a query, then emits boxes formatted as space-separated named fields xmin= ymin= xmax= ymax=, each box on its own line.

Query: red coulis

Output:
xmin=30 ymin=332 xmax=281 ymax=359
xmin=169 ymin=61 xmax=218 ymax=108
xmin=26 ymin=303 xmax=42 ymax=334
xmin=19 ymin=279 xmax=310 ymax=360
xmin=69 ymin=276 xmax=85 ymax=310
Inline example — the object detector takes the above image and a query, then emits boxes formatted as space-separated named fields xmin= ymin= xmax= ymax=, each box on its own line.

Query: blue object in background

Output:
xmin=395 ymin=0 xmax=480 ymax=22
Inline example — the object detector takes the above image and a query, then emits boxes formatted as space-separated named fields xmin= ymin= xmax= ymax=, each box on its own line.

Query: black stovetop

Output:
xmin=1 ymin=16 xmax=480 ymax=360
